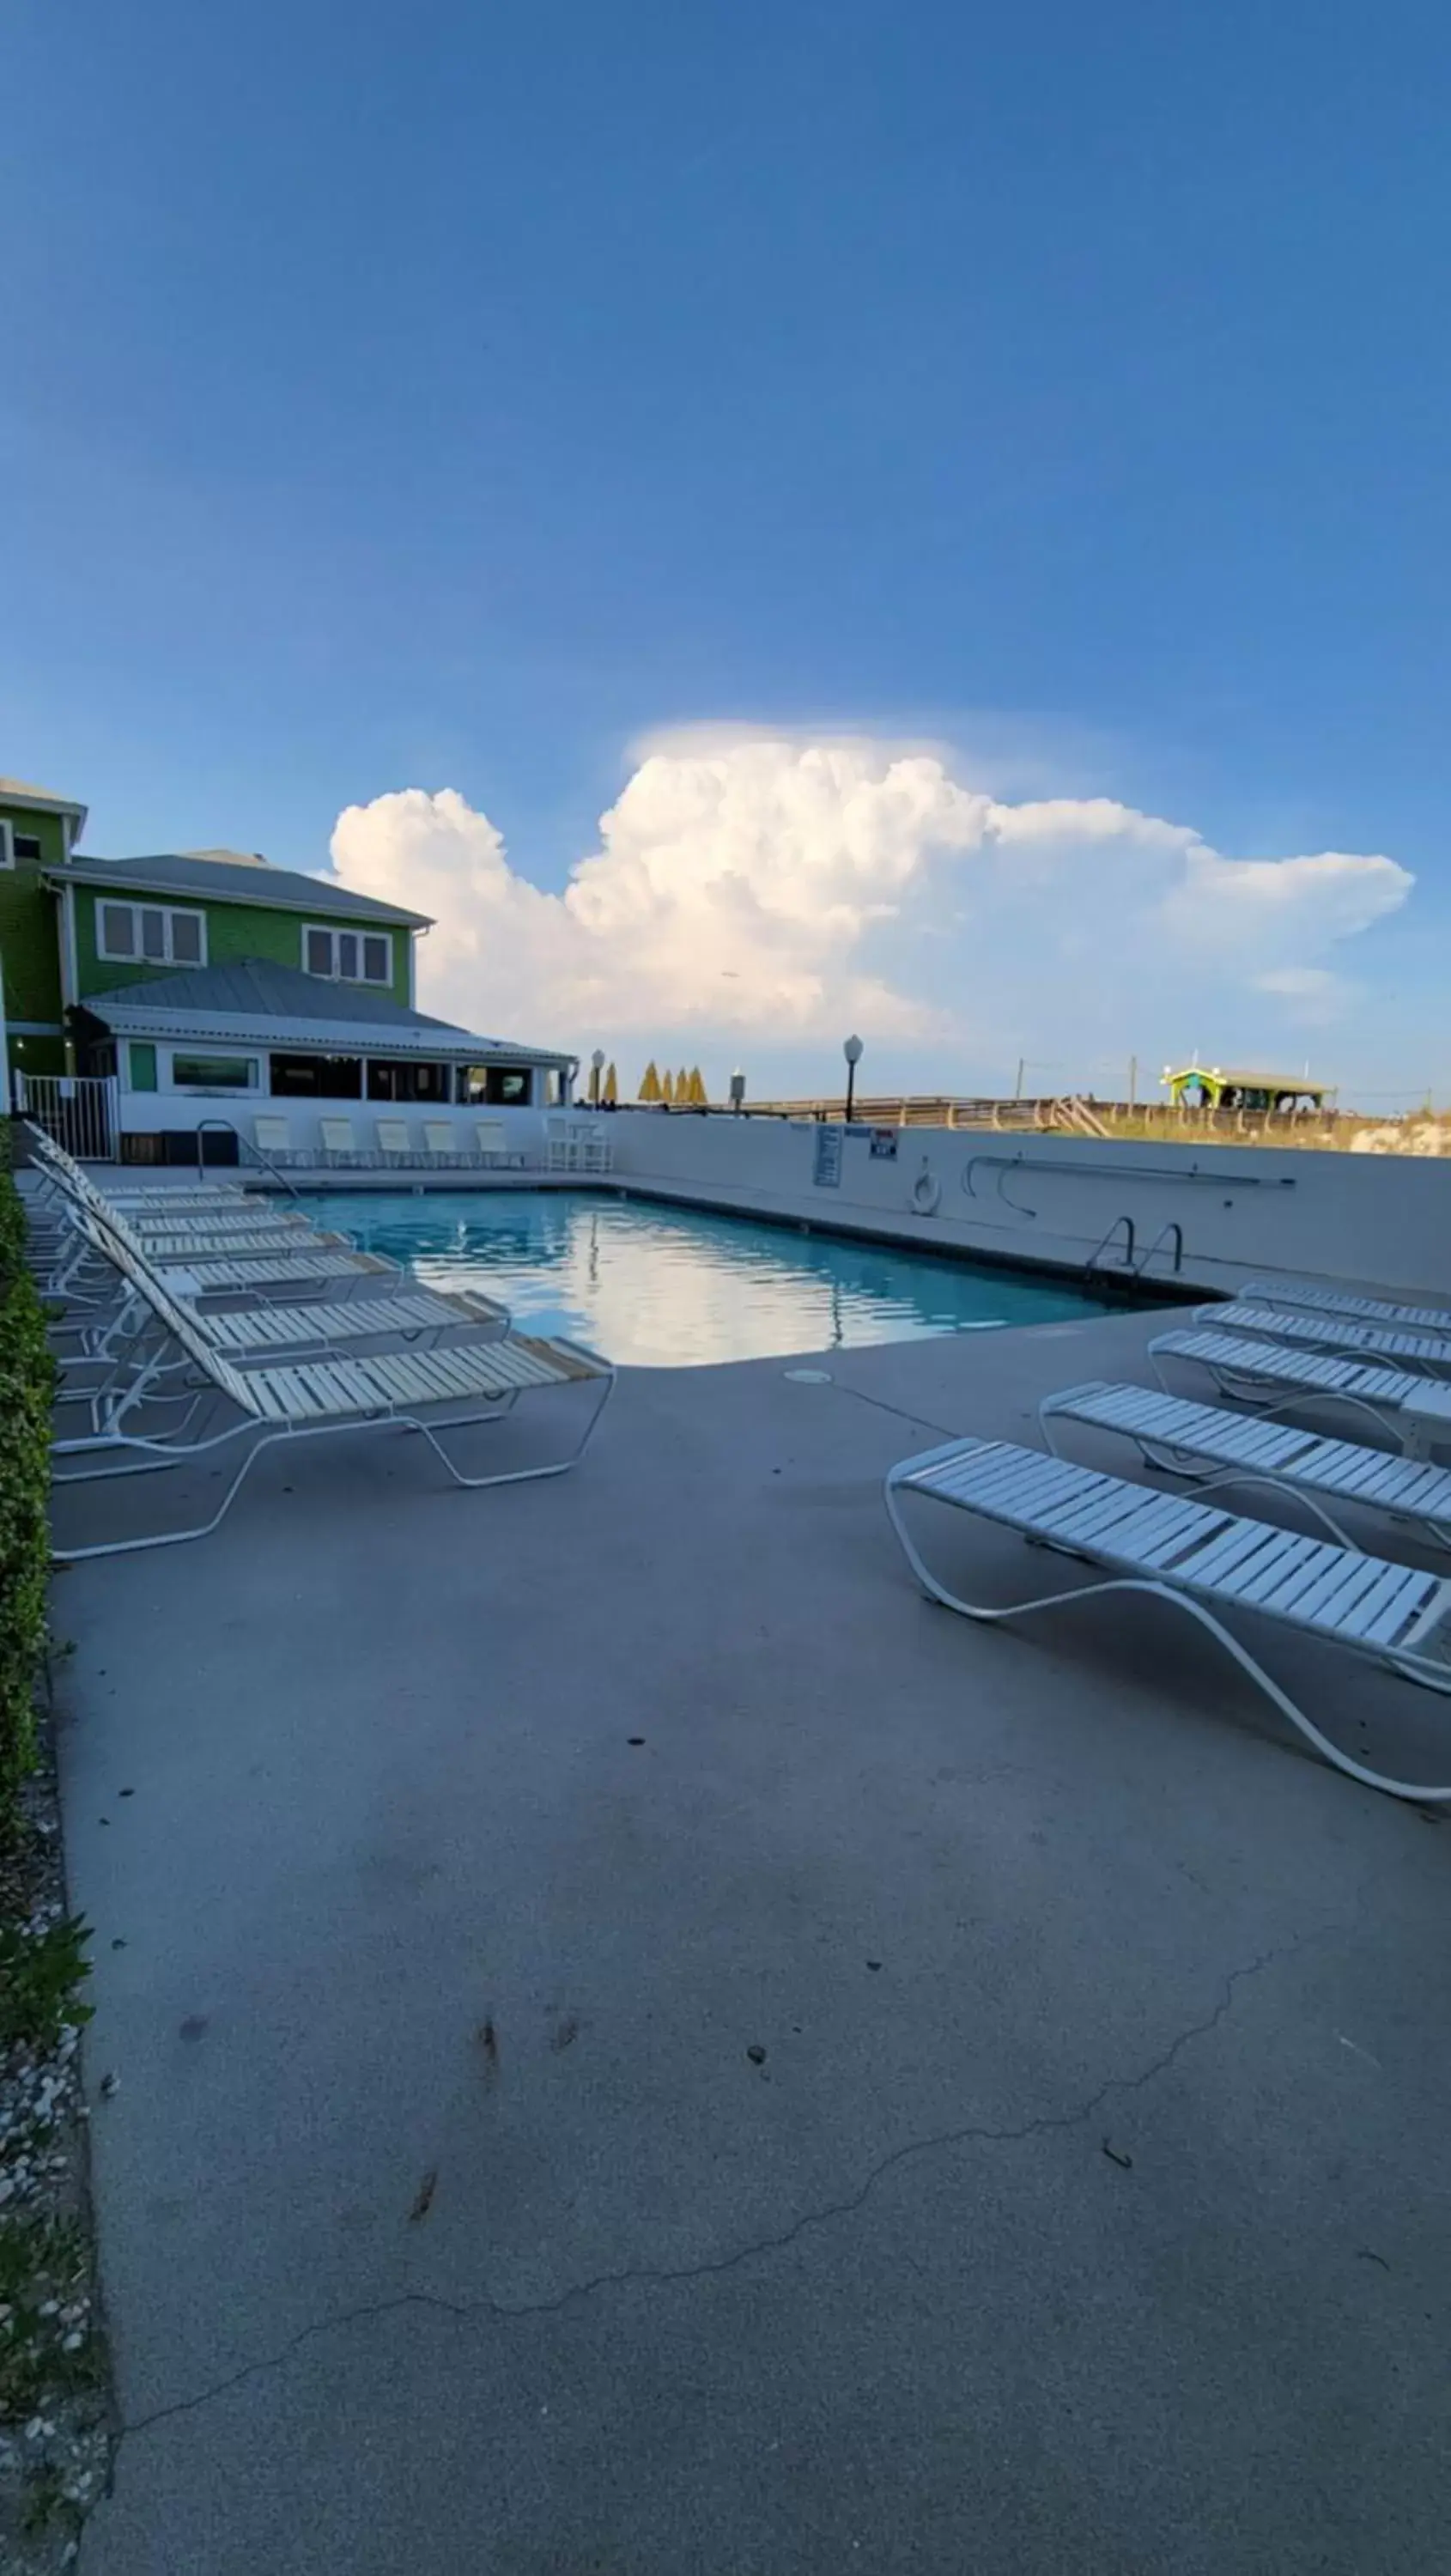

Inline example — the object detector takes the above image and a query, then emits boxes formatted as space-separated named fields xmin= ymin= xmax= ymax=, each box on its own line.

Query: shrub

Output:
xmin=0 ymin=1121 xmax=55 ymax=1838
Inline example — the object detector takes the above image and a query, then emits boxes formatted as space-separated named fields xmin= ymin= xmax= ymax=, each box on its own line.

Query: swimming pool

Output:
xmin=297 ymin=1188 xmax=1125 ymax=1367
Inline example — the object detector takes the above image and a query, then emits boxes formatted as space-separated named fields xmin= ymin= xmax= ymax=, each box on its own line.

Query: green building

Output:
xmin=0 ymin=774 xmax=574 ymax=1160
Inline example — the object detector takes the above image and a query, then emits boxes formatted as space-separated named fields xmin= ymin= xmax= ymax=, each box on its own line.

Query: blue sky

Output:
xmin=5 ymin=0 xmax=1448 ymax=1100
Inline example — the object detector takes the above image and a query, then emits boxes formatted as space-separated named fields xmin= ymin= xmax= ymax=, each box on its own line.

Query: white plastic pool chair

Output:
xmin=253 ymin=1115 xmax=299 ymax=1168
xmin=1197 ymin=1303 xmax=1451 ymax=1379
xmin=476 ymin=1121 xmax=524 ymax=1169
xmin=1040 ymin=1380 xmax=1451 ymax=1552
xmin=52 ymin=1261 xmax=614 ymax=1561
xmin=1148 ymin=1327 xmax=1451 ymax=1459
xmin=884 ymin=1434 xmax=1451 ymax=1802
xmin=376 ymin=1118 xmax=413 ymax=1166
xmin=48 ymin=1201 xmax=396 ymax=1311
xmin=423 ymin=1121 xmax=460 ymax=1162
xmin=319 ymin=1117 xmax=361 ymax=1166
xmin=52 ymin=1214 xmax=510 ymax=1440
xmin=1242 ymin=1279 xmax=1451 ymax=1335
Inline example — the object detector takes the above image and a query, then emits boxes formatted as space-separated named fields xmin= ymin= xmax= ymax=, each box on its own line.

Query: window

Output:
xmin=97 ymin=902 xmax=207 ymax=968
xmin=128 ymin=1043 xmax=158 ymax=1093
xmin=0 ymin=822 xmax=11 ymax=867
xmin=302 ymin=925 xmax=392 ymax=986
xmin=171 ymin=1054 xmax=258 ymax=1091
xmin=269 ymin=1052 xmax=363 ymax=1099
xmin=367 ymin=1059 xmax=451 ymax=1103
xmin=458 ymin=1064 xmax=533 ymax=1107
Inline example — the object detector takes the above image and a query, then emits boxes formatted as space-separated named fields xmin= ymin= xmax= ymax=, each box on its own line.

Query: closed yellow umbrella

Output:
xmin=639 ymin=1060 xmax=662 ymax=1103
xmin=660 ymin=1069 xmax=675 ymax=1103
xmin=676 ymin=1067 xmax=690 ymax=1104
xmin=689 ymin=1066 xmax=707 ymax=1105
xmin=604 ymin=1061 xmax=618 ymax=1105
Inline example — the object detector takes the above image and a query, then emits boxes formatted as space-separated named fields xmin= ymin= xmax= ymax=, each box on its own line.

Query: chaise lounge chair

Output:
xmin=52 ymin=1260 xmax=614 ymax=1561
xmin=1147 ymin=1327 xmax=1451 ymax=1458
xmin=1195 ymin=1303 xmax=1451 ymax=1378
xmin=1242 ymin=1278 xmax=1451 ymax=1335
xmin=884 ymin=1434 xmax=1451 ymax=1801
xmin=1040 ymin=1379 xmax=1451 ymax=1552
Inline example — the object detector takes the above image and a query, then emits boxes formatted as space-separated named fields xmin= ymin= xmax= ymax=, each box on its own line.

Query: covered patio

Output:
xmin=65 ymin=957 xmax=579 ymax=1167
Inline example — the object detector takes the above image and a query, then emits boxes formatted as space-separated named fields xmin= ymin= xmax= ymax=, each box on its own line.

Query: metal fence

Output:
xmin=15 ymin=1072 xmax=120 ymax=1162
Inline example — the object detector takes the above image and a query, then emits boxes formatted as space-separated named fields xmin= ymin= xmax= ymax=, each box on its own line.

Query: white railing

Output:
xmin=15 ymin=1072 xmax=120 ymax=1163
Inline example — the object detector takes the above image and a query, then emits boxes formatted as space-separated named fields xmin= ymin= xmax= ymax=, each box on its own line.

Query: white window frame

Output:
xmin=0 ymin=821 xmax=13 ymax=869
xmin=96 ymin=900 xmax=209 ymax=969
xmin=301 ymin=923 xmax=394 ymax=987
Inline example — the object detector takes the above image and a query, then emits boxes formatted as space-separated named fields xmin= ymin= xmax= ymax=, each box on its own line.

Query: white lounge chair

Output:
xmin=376 ymin=1118 xmax=412 ymax=1165
xmin=46 ymin=1199 xmax=398 ymax=1314
xmin=39 ymin=1193 xmax=338 ymax=1307
xmin=52 ymin=1212 xmax=511 ymax=1443
xmin=52 ymin=1261 xmax=614 ymax=1561
xmin=1148 ymin=1327 xmax=1451 ymax=1459
xmin=1242 ymin=1278 xmax=1451 ymax=1334
xmin=123 ymin=1204 xmax=313 ymax=1241
xmin=25 ymin=1127 xmax=247 ymax=1218
xmin=1198 ymin=1303 xmax=1451 ymax=1378
xmin=423 ymin=1121 xmax=460 ymax=1163
xmin=112 ymin=1221 xmax=345 ymax=1264
xmin=476 ymin=1121 xmax=524 ymax=1169
xmin=252 ymin=1115 xmax=298 ymax=1169
xmin=1040 ymin=1379 xmax=1451 ymax=1552
xmin=884 ymin=1434 xmax=1451 ymax=1801
xmin=319 ymin=1117 xmax=361 ymax=1166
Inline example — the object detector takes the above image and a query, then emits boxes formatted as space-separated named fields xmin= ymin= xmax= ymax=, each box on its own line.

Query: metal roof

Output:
xmin=81 ymin=959 xmax=574 ymax=1066
xmin=46 ymin=850 xmax=430 ymax=928
xmin=1167 ymin=1064 xmax=1331 ymax=1091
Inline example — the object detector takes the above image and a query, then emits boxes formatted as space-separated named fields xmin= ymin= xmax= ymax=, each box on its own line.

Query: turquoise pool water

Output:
xmin=299 ymin=1188 xmax=1122 ymax=1368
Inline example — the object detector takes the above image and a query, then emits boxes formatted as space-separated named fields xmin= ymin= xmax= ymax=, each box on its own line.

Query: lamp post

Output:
xmin=843 ymin=1033 xmax=864 ymax=1124
xmin=589 ymin=1047 xmax=605 ymax=1107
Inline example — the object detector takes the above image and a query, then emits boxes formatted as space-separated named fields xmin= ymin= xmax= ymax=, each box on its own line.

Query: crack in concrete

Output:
xmin=114 ymin=1937 xmax=1306 ymax=2451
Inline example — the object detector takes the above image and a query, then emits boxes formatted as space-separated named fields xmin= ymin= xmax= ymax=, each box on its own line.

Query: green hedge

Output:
xmin=0 ymin=1123 xmax=55 ymax=1838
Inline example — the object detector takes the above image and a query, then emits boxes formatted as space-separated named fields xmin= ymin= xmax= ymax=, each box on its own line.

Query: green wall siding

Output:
xmin=0 ymin=802 xmax=66 ymax=1071
xmin=76 ymin=888 xmax=412 ymax=1007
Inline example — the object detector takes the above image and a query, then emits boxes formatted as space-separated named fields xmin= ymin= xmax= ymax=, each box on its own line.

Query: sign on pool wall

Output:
xmin=812 ymin=1127 xmax=843 ymax=1188
xmin=870 ymin=1128 xmax=898 ymax=1159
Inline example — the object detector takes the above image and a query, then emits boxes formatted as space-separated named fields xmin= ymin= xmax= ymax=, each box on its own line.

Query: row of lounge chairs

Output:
xmin=886 ymin=1271 xmax=1451 ymax=1805
xmin=25 ymin=1127 xmax=613 ymax=1561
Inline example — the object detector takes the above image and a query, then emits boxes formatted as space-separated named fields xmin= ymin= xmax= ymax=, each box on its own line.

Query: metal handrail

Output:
xmin=961 ymin=1155 xmax=1041 ymax=1218
xmin=1135 ymin=1219 xmax=1185 ymax=1278
xmin=1084 ymin=1214 xmax=1135 ymax=1273
xmin=963 ymin=1149 xmax=1296 ymax=1200
xmin=194 ymin=1115 xmax=305 ymax=1204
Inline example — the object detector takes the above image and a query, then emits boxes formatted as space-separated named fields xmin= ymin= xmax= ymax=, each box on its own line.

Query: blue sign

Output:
xmin=812 ymin=1125 xmax=843 ymax=1188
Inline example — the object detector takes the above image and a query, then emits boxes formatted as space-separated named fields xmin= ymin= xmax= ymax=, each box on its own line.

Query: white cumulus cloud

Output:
xmin=326 ymin=735 xmax=1412 ymax=1085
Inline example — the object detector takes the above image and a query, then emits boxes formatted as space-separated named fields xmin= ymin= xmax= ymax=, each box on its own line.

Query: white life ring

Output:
xmin=911 ymin=1159 xmax=942 ymax=1217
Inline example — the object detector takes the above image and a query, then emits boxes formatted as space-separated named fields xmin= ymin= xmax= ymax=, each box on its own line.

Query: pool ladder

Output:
xmin=1084 ymin=1215 xmax=1184 ymax=1286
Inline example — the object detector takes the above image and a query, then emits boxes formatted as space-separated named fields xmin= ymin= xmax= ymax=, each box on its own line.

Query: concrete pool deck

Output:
xmin=55 ymin=1303 xmax=1451 ymax=2574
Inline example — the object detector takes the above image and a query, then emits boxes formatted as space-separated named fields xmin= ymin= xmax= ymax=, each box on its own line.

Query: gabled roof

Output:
xmin=1 ymin=776 xmax=88 ymax=826
xmin=81 ymin=957 xmax=573 ymax=1066
xmin=46 ymin=849 xmax=429 ymax=928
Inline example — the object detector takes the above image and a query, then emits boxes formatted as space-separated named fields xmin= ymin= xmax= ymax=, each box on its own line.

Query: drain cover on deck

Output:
xmin=783 ymin=1368 xmax=834 ymax=1383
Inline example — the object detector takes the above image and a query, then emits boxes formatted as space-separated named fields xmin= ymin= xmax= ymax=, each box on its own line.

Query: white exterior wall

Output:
xmin=115 ymin=1054 xmax=550 ymax=1163
xmin=605 ymin=1112 xmax=1451 ymax=1301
